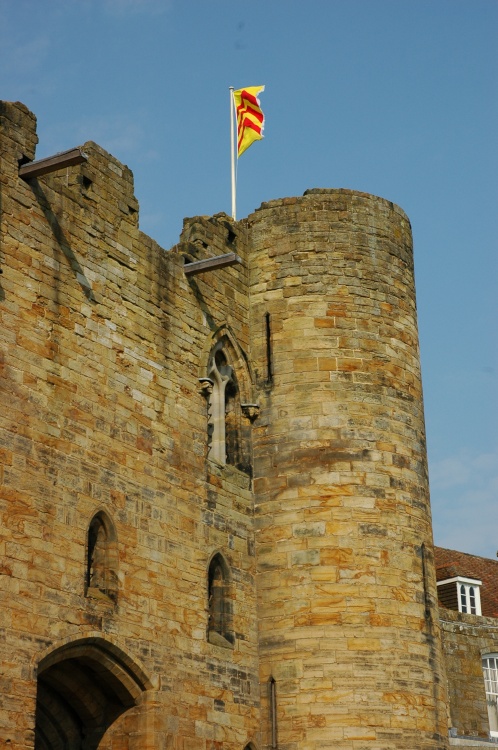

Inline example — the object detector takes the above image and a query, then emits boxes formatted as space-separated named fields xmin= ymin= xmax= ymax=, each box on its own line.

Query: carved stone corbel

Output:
xmin=198 ymin=378 xmax=214 ymax=397
xmin=241 ymin=403 xmax=260 ymax=422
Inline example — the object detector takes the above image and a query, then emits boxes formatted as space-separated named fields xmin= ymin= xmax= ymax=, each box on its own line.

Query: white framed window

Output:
xmin=436 ymin=575 xmax=482 ymax=615
xmin=459 ymin=581 xmax=480 ymax=614
xmin=482 ymin=654 xmax=498 ymax=737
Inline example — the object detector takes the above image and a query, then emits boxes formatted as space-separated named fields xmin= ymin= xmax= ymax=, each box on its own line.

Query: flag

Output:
xmin=233 ymin=86 xmax=265 ymax=157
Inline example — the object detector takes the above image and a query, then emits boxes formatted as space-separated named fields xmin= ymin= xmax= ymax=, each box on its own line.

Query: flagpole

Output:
xmin=229 ymin=86 xmax=236 ymax=221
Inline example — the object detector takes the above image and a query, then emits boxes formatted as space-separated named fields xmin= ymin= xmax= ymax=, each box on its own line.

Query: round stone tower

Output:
xmin=248 ymin=190 xmax=448 ymax=750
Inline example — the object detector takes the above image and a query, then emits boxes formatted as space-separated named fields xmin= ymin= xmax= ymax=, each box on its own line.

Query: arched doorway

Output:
xmin=34 ymin=637 xmax=151 ymax=750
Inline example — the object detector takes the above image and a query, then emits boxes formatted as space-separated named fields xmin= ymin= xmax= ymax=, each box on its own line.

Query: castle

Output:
xmin=1 ymin=100 xmax=497 ymax=750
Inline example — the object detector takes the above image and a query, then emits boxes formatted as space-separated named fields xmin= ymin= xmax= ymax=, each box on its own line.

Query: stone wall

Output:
xmin=0 ymin=101 xmax=260 ymax=750
xmin=439 ymin=607 xmax=498 ymax=741
xmin=1 ymin=100 xmax=455 ymax=750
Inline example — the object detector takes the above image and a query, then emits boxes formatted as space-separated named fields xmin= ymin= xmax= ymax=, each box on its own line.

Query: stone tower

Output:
xmin=1 ymin=101 xmax=450 ymax=750
xmin=247 ymin=190 xmax=448 ymax=749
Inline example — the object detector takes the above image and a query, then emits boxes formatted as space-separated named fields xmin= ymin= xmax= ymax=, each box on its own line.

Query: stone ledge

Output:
xmin=449 ymin=737 xmax=498 ymax=747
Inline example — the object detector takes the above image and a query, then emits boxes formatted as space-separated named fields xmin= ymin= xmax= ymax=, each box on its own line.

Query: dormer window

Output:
xmin=437 ymin=576 xmax=482 ymax=616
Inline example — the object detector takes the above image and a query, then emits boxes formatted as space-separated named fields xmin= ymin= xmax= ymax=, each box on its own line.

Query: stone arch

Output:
xmin=85 ymin=510 xmax=118 ymax=603
xmin=200 ymin=325 xmax=257 ymax=473
xmin=207 ymin=551 xmax=234 ymax=648
xmin=34 ymin=636 xmax=153 ymax=750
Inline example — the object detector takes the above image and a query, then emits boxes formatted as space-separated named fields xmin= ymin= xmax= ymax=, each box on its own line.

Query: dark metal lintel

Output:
xmin=19 ymin=147 xmax=88 ymax=180
xmin=184 ymin=252 xmax=242 ymax=277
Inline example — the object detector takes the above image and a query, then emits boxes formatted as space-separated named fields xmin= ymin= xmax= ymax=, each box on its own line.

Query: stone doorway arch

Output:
xmin=34 ymin=636 xmax=152 ymax=750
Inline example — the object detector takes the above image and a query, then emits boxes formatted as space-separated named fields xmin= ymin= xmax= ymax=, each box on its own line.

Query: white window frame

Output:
xmin=482 ymin=654 xmax=498 ymax=738
xmin=436 ymin=575 xmax=482 ymax=616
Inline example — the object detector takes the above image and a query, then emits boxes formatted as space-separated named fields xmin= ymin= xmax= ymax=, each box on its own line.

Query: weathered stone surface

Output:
xmin=439 ymin=607 xmax=498 ymax=740
xmin=0 ymin=101 xmax=455 ymax=749
xmin=1 ymin=102 xmax=258 ymax=750
xmin=248 ymin=191 xmax=449 ymax=750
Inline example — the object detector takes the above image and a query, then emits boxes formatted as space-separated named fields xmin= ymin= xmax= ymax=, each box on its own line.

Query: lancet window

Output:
xmin=85 ymin=511 xmax=118 ymax=603
xmin=207 ymin=553 xmax=233 ymax=647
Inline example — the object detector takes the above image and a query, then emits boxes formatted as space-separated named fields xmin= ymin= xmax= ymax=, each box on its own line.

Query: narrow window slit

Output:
xmin=269 ymin=676 xmax=277 ymax=749
xmin=265 ymin=312 xmax=273 ymax=385
xmin=420 ymin=542 xmax=431 ymax=620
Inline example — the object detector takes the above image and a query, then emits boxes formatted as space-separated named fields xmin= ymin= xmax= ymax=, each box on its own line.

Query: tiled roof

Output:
xmin=434 ymin=546 xmax=498 ymax=618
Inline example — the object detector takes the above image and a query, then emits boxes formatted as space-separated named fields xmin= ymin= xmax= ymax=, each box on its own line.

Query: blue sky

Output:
xmin=1 ymin=0 xmax=497 ymax=557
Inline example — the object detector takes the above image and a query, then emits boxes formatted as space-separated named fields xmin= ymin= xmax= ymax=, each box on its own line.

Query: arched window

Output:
xmin=200 ymin=328 xmax=258 ymax=474
xmin=86 ymin=512 xmax=118 ymax=603
xmin=207 ymin=553 xmax=233 ymax=647
xmin=207 ymin=343 xmax=242 ymax=467
xmin=482 ymin=654 xmax=498 ymax=738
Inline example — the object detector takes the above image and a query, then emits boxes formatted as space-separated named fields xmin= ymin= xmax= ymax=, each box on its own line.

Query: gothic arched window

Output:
xmin=201 ymin=329 xmax=258 ymax=474
xmin=85 ymin=512 xmax=118 ymax=603
xmin=207 ymin=344 xmax=242 ymax=468
xmin=207 ymin=553 xmax=233 ymax=647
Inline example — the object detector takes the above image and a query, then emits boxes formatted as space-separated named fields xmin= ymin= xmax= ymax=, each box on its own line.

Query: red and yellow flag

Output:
xmin=233 ymin=86 xmax=265 ymax=157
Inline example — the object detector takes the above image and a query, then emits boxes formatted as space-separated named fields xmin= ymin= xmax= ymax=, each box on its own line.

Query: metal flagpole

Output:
xmin=229 ymin=87 xmax=236 ymax=221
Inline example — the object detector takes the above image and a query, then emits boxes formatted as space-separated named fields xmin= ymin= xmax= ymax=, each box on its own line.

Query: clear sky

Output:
xmin=1 ymin=0 xmax=497 ymax=557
